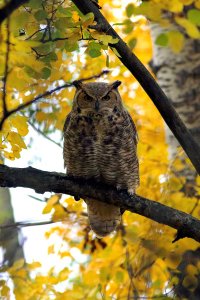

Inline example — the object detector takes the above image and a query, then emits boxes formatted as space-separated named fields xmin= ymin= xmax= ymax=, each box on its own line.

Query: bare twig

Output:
xmin=0 ymin=220 xmax=54 ymax=229
xmin=28 ymin=120 xmax=62 ymax=148
xmin=25 ymin=28 xmax=45 ymax=41
xmin=2 ymin=18 xmax=10 ymax=117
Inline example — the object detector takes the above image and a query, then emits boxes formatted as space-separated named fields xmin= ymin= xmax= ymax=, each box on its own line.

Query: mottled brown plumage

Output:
xmin=63 ymin=81 xmax=139 ymax=237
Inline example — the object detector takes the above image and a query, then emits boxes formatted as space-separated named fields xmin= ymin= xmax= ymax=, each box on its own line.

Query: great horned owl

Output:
xmin=63 ymin=81 xmax=139 ymax=237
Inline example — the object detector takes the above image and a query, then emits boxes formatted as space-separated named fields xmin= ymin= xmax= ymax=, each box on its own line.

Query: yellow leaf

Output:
xmin=59 ymin=268 xmax=69 ymax=281
xmin=11 ymin=115 xmax=29 ymax=136
xmin=3 ymin=151 xmax=15 ymax=160
xmin=9 ymin=259 xmax=25 ymax=274
xmin=195 ymin=0 xmax=200 ymax=9
xmin=27 ymin=261 xmax=42 ymax=269
xmin=91 ymin=32 xmax=118 ymax=45
xmin=175 ymin=17 xmax=200 ymax=38
xmin=1 ymin=285 xmax=10 ymax=297
xmin=82 ymin=12 xmax=95 ymax=28
xmin=48 ymin=245 xmax=55 ymax=254
xmin=111 ymin=47 xmax=122 ymax=57
xmin=186 ymin=264 xmax=198 ymax=276
xmin=52 ymin=203 xmax=66 ymax=221
xmin=35 ymin=111 xmax=47 ymax=122
xmin=7 ymin=132 xmax=27 ymax=149
xmin=182 ymin=275 xmax=198 ymax=290
xmin=168 ymin=31 xmax=185 ymax=53
xmin=42 ymin=194 xmax=61 ymax=214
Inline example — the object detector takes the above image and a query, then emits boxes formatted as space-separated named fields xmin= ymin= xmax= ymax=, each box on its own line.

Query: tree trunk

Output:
xmin=0 ymin=158 xmax=24 ymax=266
xmin=150 ymin=23 xmax=200 ymax=299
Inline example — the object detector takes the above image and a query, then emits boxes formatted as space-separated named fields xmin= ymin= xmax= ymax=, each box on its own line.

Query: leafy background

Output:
xmin=0 ymin=0 xmax=200 ymax=299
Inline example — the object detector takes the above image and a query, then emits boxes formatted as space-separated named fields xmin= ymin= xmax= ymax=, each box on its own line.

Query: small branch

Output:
xmin=71 ymin=0 xmax=200 ymax=175
xmin=0 ymin=0 xmax=29 ymax=24
xmin=25 ymin=29 xmax=45 ymax=41
xmin=0 ymin=220 xmax=54 ymax=229
xmin=2 ymin=18 xmax=10 ymax=117
xmin=0 ymin=70 xmax=109 ymax=130
xmin=28 ymin=120 xmax=62 ymax=148
xmin=0 ymin=164 xmax=200 ymax=243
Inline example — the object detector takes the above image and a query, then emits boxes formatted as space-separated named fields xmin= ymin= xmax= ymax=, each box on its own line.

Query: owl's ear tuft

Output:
xmin=110 ymin=80 xmax=121 ymax=89
xmin=73 ymin=80 xmax=83 ymax=89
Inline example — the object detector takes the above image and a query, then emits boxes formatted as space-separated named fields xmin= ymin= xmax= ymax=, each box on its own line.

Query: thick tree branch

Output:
xmin=0 ymin=0 xmax=29 ymax=24
xmin=0 ymin=164 xmax=200 ymax=243
xmin=72 ymin=0 xmax=200 ymax=175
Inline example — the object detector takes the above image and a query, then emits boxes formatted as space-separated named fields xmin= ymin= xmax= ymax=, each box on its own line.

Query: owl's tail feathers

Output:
xmin=85 ymin=198 xmax=121 ymax=238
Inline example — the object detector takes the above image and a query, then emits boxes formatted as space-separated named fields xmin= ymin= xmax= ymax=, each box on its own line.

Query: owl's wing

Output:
xmin=127 ymin=112 xmax=138 ymax=145
xmin=63 ymin=112 xmax=71 ymax=132
xmin=63 ymin=113 xmax=71 ymax=169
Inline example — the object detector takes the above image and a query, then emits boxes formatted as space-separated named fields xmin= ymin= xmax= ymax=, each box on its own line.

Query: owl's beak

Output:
xmin=95 ymin=100 xmax=100 ymax=111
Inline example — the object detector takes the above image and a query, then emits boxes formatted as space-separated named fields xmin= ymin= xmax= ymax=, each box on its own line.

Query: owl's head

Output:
xmin=72 ymin=81 xmax=122 ymax=114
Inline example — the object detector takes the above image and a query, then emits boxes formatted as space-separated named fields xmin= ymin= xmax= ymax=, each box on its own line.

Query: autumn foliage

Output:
xmin=0 ymin=0 xmax=200 ymax=299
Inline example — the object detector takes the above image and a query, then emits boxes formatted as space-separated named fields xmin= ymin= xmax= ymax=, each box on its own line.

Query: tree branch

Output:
xmin=71 ymin=0 xmax=200 ymax=175
xmin=0 ymin=164 xmax=200 ymax=243
xmin=0 ymin=0 xmax=29 ymax=24
xmin=2 ymin=18 xmax=10 ymax=117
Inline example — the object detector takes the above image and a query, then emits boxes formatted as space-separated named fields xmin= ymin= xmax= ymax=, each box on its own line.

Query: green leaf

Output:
xmin=24 ymin=66 xmax=39 ymax=78
xmin=187 ymin=9 xmax=200 ymax=26
xmin=106 ymin=55 xmax=109 ymax=67
xmin=28 ymin=0 xmax=42 ymax=9
xmin=122 ymin=19 xmax=134 ymax=34
xmin=34 ymin=42 xmax=55 ymax=55
xmin=41 ymin=67 xmax=51 ymax=79
xmin=126 ymin=3 xmax=135 ymax=18
xmin=110 ymin=47 xmax=121 ymax=58
xmin=57 ymin=6 xmax=72 ymax=17
xmin=87 ymin=42 xmax=102 ymax=57
xmin=55 ymin=18 xmax=74 ymax=30
xmin=115 ymin=271 xmax=124 ymax=283
xmin=155 ymin=33 xmax=168 ymax=46
xmin=128 ymin=38 xmax=137 ymax=50
xmin=65 ymin=40 xmax=78 ymax=52
xmin=41 ymin=52 xmax=58 ymax=63
xmin=88 ymin=48 xmax=101 ymax=58
xmin=13 ymin=12 xmax=29 ymax=28
xmin=34 ymin=10 xmax=48 ymax=21
xmin=168 ymin=31 xmax=184 ymax=53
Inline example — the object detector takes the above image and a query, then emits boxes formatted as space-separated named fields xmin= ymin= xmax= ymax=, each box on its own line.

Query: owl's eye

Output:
xmin=102 ymin=93 xmax=111 ymax=101
xmin=83 ymin=93 xmax=93 ymax=102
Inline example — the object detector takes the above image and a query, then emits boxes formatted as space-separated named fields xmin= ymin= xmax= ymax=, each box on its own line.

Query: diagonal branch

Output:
xmin=0 ymin=0 xmax=29 ymax=24
xmin=0 ymin=164 xmax=200 ymax=243
xmin=71 ymin=0 xmax=200 ymax=175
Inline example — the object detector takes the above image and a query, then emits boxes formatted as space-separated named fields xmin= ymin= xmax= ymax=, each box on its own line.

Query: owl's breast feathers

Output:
xmin=63 ymin=108 xmax=139 ymax=192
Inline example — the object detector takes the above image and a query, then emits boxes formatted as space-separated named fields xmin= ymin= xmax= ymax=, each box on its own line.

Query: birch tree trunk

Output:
xmin=150 ymin=23 xmax=200 ymax=299
xmin=0 ymin=188 xmax=24 ymax=266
